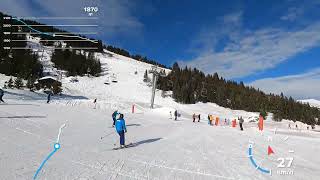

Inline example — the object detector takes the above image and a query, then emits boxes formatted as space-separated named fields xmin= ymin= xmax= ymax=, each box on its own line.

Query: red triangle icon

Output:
xmin=268 ymin=146 xmax=274 ymax=155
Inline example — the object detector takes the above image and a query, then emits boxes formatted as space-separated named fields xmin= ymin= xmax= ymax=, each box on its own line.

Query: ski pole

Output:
xmin=100 ymin=132 xmax=114 ymax=140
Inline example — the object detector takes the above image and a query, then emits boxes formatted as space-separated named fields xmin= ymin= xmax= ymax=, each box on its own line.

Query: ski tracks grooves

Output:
xmin=70 ymin=159 xmax=148 ymax=180
xmin=127 ymin=158 xmax=235 ymax=180
xmin=112 ymin=160 xmax=125 ymax=180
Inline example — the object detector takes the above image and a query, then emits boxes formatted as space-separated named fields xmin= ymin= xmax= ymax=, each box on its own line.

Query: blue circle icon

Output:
xmin=54 ymin=143 xmax=61 ymax=150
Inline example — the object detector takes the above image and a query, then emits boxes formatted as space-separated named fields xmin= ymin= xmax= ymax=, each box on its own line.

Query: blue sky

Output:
xmin=1 ymin=0 xmax=320 ymax=99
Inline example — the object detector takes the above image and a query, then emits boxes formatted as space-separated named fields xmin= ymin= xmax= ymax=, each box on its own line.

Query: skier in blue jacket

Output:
xmin=112 ymin=110 xmax=119 ymax=127
xmin=115 ymin=113 xmax=127 ymax=148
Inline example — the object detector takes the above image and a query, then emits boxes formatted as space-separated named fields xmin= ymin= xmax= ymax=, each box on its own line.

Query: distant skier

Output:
xmin=115 ymin=113 xmax=127 ymax=148
xmin=198 ymin=114 xmax=201 ymax=122
xmin=0 ymin=88 xmax=4 ymax=103
xmin=208 ymin=114 xmax=210 ymax=125
xmin=239 ymin=116 xmax=244 ymax=131
xmin=93 ymin=98 xmax=97 ymax=109
xmin=174 ymin=110 xmax=178 ymax=120
xmin=192 ymin=113 xmax=196 ymax=123
xmin=112 ymin=110 xmax=118 ymax=127
xmin=169 ymin=111 xmax=172 ymax=119
xmin=288 ymin=124 xmax=291 ymax=129
xmin=209 ymin=115 xmax=213 ymax=125
xmin=47 ymin=92 xmax=51 ymax=104
xmin=215 ymin=117 xmax=219 ymax=126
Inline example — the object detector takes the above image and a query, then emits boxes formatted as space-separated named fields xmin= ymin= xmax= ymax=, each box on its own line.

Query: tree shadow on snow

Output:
xmin=4 ymin=90 xmax=88 ymax=101
xmin=56 ymin=94 xmax=88 ymax=100
xmin=0 ymin=103 xmax=40 ymax=106
xmin=0 ymin=115 xmax=46 ymax=119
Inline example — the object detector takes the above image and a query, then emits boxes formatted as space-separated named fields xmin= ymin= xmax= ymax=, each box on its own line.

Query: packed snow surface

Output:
xmin=1 ymin=90 xmax=320 ymax=180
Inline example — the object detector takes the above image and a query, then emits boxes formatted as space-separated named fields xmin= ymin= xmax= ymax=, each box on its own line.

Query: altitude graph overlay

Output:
xmin=1 ymin=6 xmax=102 ymax=52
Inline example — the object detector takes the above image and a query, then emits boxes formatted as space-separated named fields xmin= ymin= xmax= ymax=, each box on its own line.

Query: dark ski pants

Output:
xmin=240 ymin=123 xmax=243 ymax=131
xmin=112 ymin=118 xmax=116 ymax=126
xmin=118 ymin=130 xmax=125 ymax=145
xmin=0 ymin=95 xmax=4 ymax=102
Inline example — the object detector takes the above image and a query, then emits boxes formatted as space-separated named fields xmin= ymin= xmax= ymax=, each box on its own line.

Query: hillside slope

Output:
xmin=298 ymin=99 xmax=320 ymax=108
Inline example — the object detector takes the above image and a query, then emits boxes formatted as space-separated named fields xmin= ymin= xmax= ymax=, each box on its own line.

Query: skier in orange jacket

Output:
xmin=215 ymin=117 xmax=219 ymax=126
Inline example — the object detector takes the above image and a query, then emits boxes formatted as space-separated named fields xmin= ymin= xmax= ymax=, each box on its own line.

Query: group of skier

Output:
xmin=288 ymin=123 xmax=314 ymax=130
xmin=205 ymin=114 xmax=245 ymax=131
xmin=169 ymin=110 xmax=178 ymax=120
xmin=207 ymin=114 xmax=224 ymax=126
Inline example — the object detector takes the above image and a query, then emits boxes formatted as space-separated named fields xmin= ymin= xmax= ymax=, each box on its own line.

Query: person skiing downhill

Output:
xmin=208 ymin=114 xmax=213 ymax=125
xmin=239 ymin=116 xmax=244 ymax=131
xmin=93 ymin=98 xmax=97 ymax=109
xmin=47 ymin=92 xmax=51 ymax=104
xmin=198 ymin=114 xmax=201 ymax=122
xmin=174 ymin=110 xmax=178 ymax=120
xmin=192 ymin=113 xmax=196 ymax=123
xmin=112 ymin=110 xmax=119 ymax=127
xmin=0 ymin=88 xmax=4 ymax=103
xmin=115 ymin=114 xmax=127 ymax=148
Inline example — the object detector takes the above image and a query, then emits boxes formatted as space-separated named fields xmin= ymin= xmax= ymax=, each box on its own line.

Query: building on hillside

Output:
xmin=36 ymin=76 xmax=61 ymax=90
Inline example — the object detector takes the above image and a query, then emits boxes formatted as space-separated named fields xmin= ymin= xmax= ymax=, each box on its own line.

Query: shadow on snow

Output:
xmin=0 ymin=115 xmax=47 ymax=119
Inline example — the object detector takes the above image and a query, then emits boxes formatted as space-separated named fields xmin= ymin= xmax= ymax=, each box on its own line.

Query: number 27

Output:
xmin=277 ymin=157 xmax=294 ymax=168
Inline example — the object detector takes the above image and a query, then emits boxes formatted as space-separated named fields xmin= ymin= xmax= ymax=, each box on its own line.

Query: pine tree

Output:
xmin=26 ymin=77 xmax=35 ymax=91
xmin=260 ymin=110 xmax=267 ymax=119
xmin=52 ymin=81 xmax=62 ymax=94
xmin=14 ymin=77 xmax=24 ymax=89
xmin=157 ymin=62 xmax=320 ymax=125
xmin=161 ymin=90 xmax=166 ymax=98
xmin=8 ymin=77 xmax=14 ymax=88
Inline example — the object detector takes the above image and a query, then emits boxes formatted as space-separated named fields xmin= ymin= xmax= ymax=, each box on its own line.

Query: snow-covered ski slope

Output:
xmin=1 ymin=49 xmax=320 ymax=179
xmin=57 ymin=50 xmax=259 ymax=121
xmin=1 ymin=90 xmax=320 ymax=180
